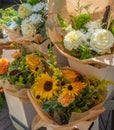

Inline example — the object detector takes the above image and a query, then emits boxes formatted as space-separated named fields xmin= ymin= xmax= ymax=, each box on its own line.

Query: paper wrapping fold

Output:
xmin=27 ymin=90 xmax=105 ymax=130
xmin=55 ymin=43 xmax=114 ymax=68
xmin=46 ymin=0 xmax=114 ymax=67
xmin=2 ymin=80 xmax=29 ymax=102
xmin=3 ymin=26 xmax=46 ymax=45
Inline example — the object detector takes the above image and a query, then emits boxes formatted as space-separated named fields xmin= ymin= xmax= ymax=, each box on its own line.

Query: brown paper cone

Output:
xmin=2 ymin=80 xmax=29 ymax=102
xmin=27 ymin=89 xmax=106 ymax=130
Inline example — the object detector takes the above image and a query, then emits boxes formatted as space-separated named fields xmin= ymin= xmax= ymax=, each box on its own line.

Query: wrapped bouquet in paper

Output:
xmin=27 ymin=43 xmax=113 ymax=130
xmin=0 ymin=46 xmax=48 ymax=99
xmin=0 ymin=45 xmax=51 ymax=129
xmin=46 ymin=0 xmax=114 ymax=67
xmin=4 ymin=0 xmax=48 ymax=45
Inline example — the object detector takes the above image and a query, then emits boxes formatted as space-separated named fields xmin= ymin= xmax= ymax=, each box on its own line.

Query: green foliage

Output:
xmin=71 ymin=14 xmax=91 ymax=30
xmin=27 ymin=0 xmax=47 ymax=5
xmin=57 ymin=14 xmax=68 ymax=30
xmin=27 ymin=0 xmax=39 ymax=5
xmin=8 ymin=56 xmax=34 ymax=88
xmin=47 ymin=43 xmax=62 ymax=78
xmin=69 ymin=45 xmax=97 ymax=60
xmin=109 ymin=20 xmax=114 ymax=35
xmin=43 ymin=99 xmax=69 ymax=125
xmin=0 ymin=7 xmax=18 ymax=30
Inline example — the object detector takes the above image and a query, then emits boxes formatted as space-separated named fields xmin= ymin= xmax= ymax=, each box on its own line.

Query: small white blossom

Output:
xmin=32 ymin=2 xmax=48 ymax=12
xmin=64 ymin=30 xmax=86 ymax=50
xmin=85 ymin=21 xmax=101 ymax=39
xmin=21 ymin=18 xmax=36 ymax=37
xmin=18 ymin=3 xmax=32 ymax=19
xmin=29 ymin=14 xmax=43 ymax=25
xmin=90 ymin=29 xmax=114 ymax=52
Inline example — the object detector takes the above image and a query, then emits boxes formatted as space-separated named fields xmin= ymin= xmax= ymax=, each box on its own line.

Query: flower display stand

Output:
xmin=3 ymin=84 xmax=37 ymax=130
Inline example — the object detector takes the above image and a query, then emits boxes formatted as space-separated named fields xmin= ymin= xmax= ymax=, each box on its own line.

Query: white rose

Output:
xmin=63 ymin=30 xmax=86 ymax=51
xmin=21 ymin=19 xmax=36 ymax=37
xmin=90 ymin=29 xmax=114 ymax=52
xmin=18 ymin=3 xmax=32 ymax=19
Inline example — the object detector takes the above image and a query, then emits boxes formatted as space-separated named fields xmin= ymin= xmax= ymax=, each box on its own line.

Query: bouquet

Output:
xmin=28 ymin=43 xmax=113 ymax=129
xmin=5 ymin=0 xmax=48 ymax=44
xmin=46 ymin=0 xmax=114 ymax=66
xmin=0 ymin=49 xmax=47 ymax=88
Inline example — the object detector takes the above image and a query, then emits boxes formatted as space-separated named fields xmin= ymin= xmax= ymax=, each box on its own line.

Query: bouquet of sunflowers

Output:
xmin=46 ymin=0 xmax=114 ymax=67
xmin=28 ymin=43 xmax=113 ymax=130
xmin=5 ymin=0 xmax=48 ymax=44
xmin=0 ymin=45 xmax=48 ymax=101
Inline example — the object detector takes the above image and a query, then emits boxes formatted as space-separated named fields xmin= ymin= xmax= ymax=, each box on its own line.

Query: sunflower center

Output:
xmin=44 ymin=81 xmax=52 ymax=91
xmin=68 ymin=85 xmax=73 ymax=90
xmin=36 ymin=95 xmax=40 ymax=99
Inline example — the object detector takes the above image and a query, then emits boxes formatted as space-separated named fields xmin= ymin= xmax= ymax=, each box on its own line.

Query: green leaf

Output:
xmin=57 ymin=14 xmax=68 ymax=30
xmin=71 ymin=14 xmax=91 ymax=30
xmin=27 ymin=0 xmax=39 ymax=5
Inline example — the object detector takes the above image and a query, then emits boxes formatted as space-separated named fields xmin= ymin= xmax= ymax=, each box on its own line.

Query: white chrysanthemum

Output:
xmin=85 ymin=21 xmax=101 ymax=39
xmin=90 ymin=29 xmax=114 ymax=52
xmin=64 ymin=30 xmax=86 ymax=50
xmin=21 ymin=19 xmax=36 ymax=37
xmin=18 ymin=3 xmax=32 ymax=19
xmin=29 ymin=14 xmax=43 ymax=24
xmin=32 ymin=2 xmax=48 ymax=12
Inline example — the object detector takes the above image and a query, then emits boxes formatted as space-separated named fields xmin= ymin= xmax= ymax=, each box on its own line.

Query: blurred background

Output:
xmin=0 ymin=0 xmax=26 ymax=8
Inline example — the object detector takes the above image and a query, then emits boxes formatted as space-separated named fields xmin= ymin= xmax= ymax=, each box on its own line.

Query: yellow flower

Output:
xmin=58 ymin=94 xmax=75 ymax=107
xmin=32 ymin=90 xmax=42 ymax=104
xmin=26 ymin=54 xmax=41 ymax=73
xmin=32 ymin=73 xmax=59 ymax=100
xmin=62 ymin=69 xmax=79 ymax=82
xmin=61 ymin=82 xmax=85 ymax=97
xmin=0 ymin=58 xmax=9 ymax=74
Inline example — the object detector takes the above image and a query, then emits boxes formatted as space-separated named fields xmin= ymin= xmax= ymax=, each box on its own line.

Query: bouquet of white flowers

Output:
xmin=46 ymin=0 xmax=114 ymax=67
xmin=6 ymin=0 xmax=48 ymax=44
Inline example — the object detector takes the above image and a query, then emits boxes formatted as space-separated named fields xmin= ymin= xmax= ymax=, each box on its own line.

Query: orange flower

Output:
xmin=74 ymin=82 xmax=85 ymax=92
xmin=0 ymin=88 xmax=3 ymax=93
xmin=11 ymin=52 xmax=22 ymax=58
xmin=62 ymin=69 xmax=79 ymax=82
xmin=58 ymin=94 xmax=75 ymax=107
xmin=0 ymin=58 xmax=9 ymax=74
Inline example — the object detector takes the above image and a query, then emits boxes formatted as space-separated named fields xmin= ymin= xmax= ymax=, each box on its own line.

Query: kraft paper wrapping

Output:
xmin=46 ymin=0 xmax=114 ymax=67
xmin=3 ymin=26 xmax=46 ymax=45
xmin=27 ymin=90 xmax=105 ymax=130
xmin=55 ymin=43 xmax=114 ymax=67
xmin=2 ymin=80 xmax=29 ymax=102
xmin=27 ymin=66 xmax=107 ymax=130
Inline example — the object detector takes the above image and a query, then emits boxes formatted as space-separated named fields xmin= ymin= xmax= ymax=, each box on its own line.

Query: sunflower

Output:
xmin=62 ymin=69 xmax=79 ymax=82
xmin=58 ymin=94 xmax=75 ymax=107
xmin=61 ymin=82 xmax=85 ymax=97
xmin=0 ymin=58 xmax=9 ymax=74
xmin=32 ymin=73 xmax=59 ymax=100
xmin=26 ymin=54 xmax=41 ymax=72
